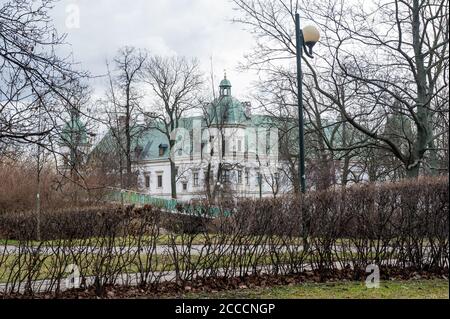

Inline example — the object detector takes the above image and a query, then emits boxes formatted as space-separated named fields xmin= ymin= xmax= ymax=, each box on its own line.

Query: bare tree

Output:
xmin=232 ymin=0 xmax=349 ymax=191
xmin=56 ymin=80 xmax=98 ymax=202
xmin=233 ymin=0 xmax=449 ymax=181
xmin=142 ymin=56 xmax=203 ymax=199
xmin=303 ymin=0 xmax=449 ymax=178
xmin=99 ymin=47 xmax=147 ymax=189
xmin=200 ymin=96 xmax=241 ymax=202
xmin=0 ymin=0 xmax=87 ymax=150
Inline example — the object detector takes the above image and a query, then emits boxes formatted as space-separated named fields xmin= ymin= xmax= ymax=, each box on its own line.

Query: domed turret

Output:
xmin=59 ymin=110 xmax=90 ymax=170
xmin=61 ymin=115 xmax=88 ymax=147
xmin=219 ymin=71 xmax=231 ymax=96
xmin=207 ymin=74 xmax=249 ymax=125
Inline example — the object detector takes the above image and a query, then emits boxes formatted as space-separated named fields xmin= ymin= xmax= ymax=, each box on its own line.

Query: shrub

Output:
xmin=0 ymin=176 xmax=447 ymax=297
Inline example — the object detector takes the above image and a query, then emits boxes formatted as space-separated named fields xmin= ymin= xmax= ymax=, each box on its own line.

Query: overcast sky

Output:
xmin=51 ymin=0 xmax=257 ymax=101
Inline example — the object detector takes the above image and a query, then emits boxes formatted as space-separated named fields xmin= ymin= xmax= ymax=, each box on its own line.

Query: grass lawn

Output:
xmin=183 ymin=279 xmax=449 ymax=299
xmin=0 ymin=234 xmax=223 ymax=247
xmin=1 ymin=236 xmax=434 ymax=249
xmin=0 ymin=251 xmax=323 ymax=283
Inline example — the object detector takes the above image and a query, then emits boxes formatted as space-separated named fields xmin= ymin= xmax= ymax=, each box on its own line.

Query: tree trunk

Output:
xmin=341 ymin=157 xmax=350 ymax=187
xmin=125 ymin=109 xmax=132 ymax=188
xmin=427 ymin=140 xmax=439 ymax=176
xmin=170 ymin=159 xmax=177 ymax=199
xmin=292 ymin=164 xmax=300 ymax=194
xmin=205 ymin=163 xmax=213 ymax=201
xmin=408 ymin=0 xmax=431 ymax=180
xmin=406 ymin=164 xmax=420 ymax=178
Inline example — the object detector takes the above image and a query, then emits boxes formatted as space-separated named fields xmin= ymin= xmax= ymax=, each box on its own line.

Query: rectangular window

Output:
xmin=237 ymin=170 xmax=242 ymax=184
xmin=256 ymin=172 xmax=262 ymax=185
xmin=157 ymin=175 xmax=163 ymax=188
xmin=245 ymin=170 xmax=250 ymax=186
xmin=210 ymin=136 xmax=215 ymax=157
xmin=159 ymin=144 xmax=168 ymax=157
xmin=222 ymin=136 xmax=226 ymax=157
xmin=145 ymin=175 xmax=150 ymax=188
xmin=182 ymin=182 xmax=188 ymax=191
xmin=222 ymin=170 xmax=230 ymax=183
xmin=193 ymin=172 xmax=199 ymax=187
xmin=238 ymin=140 xmax=242 ymax=152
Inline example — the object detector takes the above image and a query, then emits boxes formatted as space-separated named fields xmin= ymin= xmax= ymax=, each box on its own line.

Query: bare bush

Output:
xmin=0 ymin=176 xmax=447 ymax=298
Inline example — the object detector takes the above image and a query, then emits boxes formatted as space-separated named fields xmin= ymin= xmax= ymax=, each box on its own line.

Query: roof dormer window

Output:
xmin=159 ymin=143 xmax=168 ymax=157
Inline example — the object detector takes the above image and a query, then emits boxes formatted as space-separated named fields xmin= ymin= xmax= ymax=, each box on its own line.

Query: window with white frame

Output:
xmin=193 ymin=172 xmax=199 ymax=187
xmin=157 ymin=174 xmax=163 ymax=188
xmin=145 ymin=175 xmax=150 ymax=188
xmin=222 ymin=170 xmax=230 ymax=183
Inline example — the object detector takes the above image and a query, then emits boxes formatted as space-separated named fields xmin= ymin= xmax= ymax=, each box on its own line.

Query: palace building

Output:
xmin=128 ymin=75 xmax=288 ymax=201
xmin=68 ymin=75 xmax=366 ymax=202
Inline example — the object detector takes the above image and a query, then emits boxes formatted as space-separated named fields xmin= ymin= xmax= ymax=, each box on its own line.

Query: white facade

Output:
xmin=136 ymin=127 xmax=290 ymax=202
xmin=133 ymin=76 xmax=291 ymax=202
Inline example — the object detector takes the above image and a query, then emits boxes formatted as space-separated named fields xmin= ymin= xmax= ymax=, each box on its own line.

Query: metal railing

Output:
xmin=106 ymin=188 xmax=229 ymax=217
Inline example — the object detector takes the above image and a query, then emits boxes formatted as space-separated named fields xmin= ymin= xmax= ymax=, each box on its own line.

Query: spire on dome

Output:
xmin=219 ymin=71 xmax=231 ymax=96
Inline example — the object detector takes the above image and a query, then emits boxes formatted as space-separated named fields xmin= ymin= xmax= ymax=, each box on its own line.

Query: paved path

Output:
xmin=1 ymin=256 xmax=445 ymax=295
xmin=2 ymin=243 xmax=395 ymax=256
xmin=0 ymin=262 xmax=348 ymax=295
xmin=0 ymin=244 xmax=310 ymax=256
xmin=1 ymin=242 xmax=443 ymax=295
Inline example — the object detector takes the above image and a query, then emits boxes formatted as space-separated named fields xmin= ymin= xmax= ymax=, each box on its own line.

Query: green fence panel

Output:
xmin=106 ymin=189 xmax=231 ymax=218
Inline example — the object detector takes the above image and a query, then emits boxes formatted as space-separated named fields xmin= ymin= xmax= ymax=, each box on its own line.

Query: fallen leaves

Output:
xmin=1 ymin=266 xmax=447 ymax=299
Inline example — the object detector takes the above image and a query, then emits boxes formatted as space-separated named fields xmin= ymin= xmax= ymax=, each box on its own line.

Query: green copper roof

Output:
xmin=207 ymin=95 xmax=249 ymax=125
xmin=219 ymin=78 xmax=232 ymax=88
xmin=92 ymin=115 xmax=345 ymax=163
xmin=61 ymin=117 xmax=88 ymax=146
xmin=91 ymin=76 xmax=348 ymax=163
xmin=133 ymin=127 xmax=170 ymax=160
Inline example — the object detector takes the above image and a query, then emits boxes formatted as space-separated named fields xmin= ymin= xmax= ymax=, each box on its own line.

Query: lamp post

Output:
xmin=295 ymin=13 xmax=320 ymax=194
xmin=258 ymin=172 xmax=262 ymax=199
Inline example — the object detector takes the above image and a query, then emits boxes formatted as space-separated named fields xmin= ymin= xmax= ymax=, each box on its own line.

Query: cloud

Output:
xmin=50 ymin=0 xmax=257 ymax=100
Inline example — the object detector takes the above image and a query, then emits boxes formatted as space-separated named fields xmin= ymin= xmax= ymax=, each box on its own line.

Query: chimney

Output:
xmin=143 ymin=112 xmax=158 ymax=125
xmin=134 ymin=145 xmax=143 ymax=160
xmin=118 ymin=115 xmax=127 ymax=128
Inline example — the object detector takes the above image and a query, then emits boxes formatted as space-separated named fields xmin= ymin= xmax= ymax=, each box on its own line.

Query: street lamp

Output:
xmin=257 ymin=172 xmax=262 ymax=199
xmin=295 ymin=13 xmax=320 ymax=193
